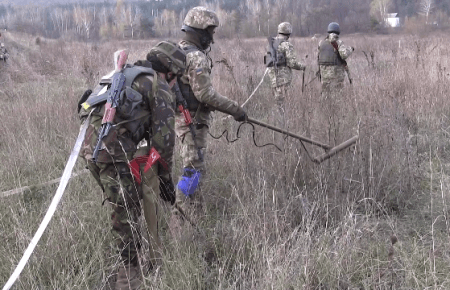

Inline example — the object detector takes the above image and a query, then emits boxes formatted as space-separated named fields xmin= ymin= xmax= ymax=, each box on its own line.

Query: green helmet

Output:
xmin=278 ymin=22 xmax=292 ymax=35
xmin=182 ymin=6 xmax=220 ymax=30
xmin=147 ymin=40 xmax=186 ymax=75
xmin=327 ymin=22 xmax=340 ymax=34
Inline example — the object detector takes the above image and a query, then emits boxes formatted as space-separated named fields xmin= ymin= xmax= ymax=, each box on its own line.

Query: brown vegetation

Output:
xmin=1 ymin=31 xmax=450 ymax=289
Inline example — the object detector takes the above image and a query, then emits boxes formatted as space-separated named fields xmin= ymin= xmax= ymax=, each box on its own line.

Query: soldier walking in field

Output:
xmin=267 ymin=22 xmax=306 ymax=127
xmin=78 ymin=42 xmax=185 ymax=290
xmin=317 ymin=22 xmax=354 ymax=98
xmin=0 ymin=32 xmax=9 ymax=62
xmin=173 ymin=6 xmax=247 ymax=225
xmin=317 ymin=22 xmax=354 ymax=145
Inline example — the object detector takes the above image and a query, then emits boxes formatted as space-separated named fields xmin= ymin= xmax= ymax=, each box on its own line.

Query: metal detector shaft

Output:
xmin=313 ymin=135 xmax=358 ymax=164
xmin=247 ymin=117 xmax=331 ymax=150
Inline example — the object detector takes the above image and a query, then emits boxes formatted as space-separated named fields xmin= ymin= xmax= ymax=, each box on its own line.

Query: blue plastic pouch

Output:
xmin=177 ymin=168 xmax=202 ymax=197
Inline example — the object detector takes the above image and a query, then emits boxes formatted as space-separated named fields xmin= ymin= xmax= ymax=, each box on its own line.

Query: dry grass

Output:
xmin=1 ymin=31 xmax=450 ymax=289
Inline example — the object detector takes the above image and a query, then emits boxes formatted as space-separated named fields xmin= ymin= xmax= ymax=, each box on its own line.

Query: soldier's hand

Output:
xmin=159 ymin=177 xmax=175 ymax=205
xmin=77 ymin=89 xmax=92 ymax=113
xmin=351 ymin=46 xmax=355 ymax=52
xmin=233 ymin=107 xmax=247 ymax=122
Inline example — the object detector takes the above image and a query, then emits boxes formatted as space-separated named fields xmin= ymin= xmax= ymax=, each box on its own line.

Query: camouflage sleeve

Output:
xmin=133 ymin=75 xmax=176 ymax=177
xmin=336 ymin=39 xmax=353 ymax=60
xmin=186 ymin=51 xmax=242 ymax=116
xmin=279 ymin=41 xmax=305 ymax=70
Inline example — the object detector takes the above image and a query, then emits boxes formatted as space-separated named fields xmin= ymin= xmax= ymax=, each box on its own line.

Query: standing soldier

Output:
xmin=173 ymin=6 xmax=246 ymax=223
xmin=78 ymin=42 xmax=185 ymax=290
xmin=317 ymin=22 xmax=354 ymax=97
xmin=0 ymin=34 xmax=8 ymax=62
xmin=267 ymin=22 xmax=306 ymax=126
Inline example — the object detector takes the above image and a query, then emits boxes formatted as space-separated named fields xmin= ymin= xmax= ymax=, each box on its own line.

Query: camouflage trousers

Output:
xmin=320 ymin=78 xmax=346 ymax=147
xmin=174 ymin=113 xmax=209 ymax=214
xmin=87 ymin=156 xmax=161 ymax=266
xmin=272 ymin=85 xmax=288 ymax=128
xmin=320 ymin=65 xmax=346 ymax=100
xmin=321 ymin=79 xmax=344 ymax=100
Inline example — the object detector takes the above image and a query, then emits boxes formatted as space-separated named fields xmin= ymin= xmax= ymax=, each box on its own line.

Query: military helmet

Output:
xmin=182 ymin=6 xmax=220 ymax=30
xmin=278 ymin=22 xmax=293 ymax=35
xmin=147 ymin=40 xmax=186 ymax=75
xmin=327 ymin=22 xmax=340 ymax=34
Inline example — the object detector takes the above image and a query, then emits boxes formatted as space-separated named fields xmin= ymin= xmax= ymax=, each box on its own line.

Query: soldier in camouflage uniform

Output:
xmin=267 ymin=22 xmax=305 ymax=125
xmin=173 ymin=6 xmax=246 ymax=219
xmin=318 ymin=22 xmax=354 ymax=98
xmin=318 ymin=22 xmax=354 ymax=145
xmin=79 ymin=43 xmax=184 ymax=290
xmin=0 ymin=43 xmax=8 ymax=62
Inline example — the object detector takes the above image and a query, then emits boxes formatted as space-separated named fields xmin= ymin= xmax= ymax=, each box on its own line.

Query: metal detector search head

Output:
xmin=246 ymin=117 xmax=358 ymax=163
xmin=312 ymin=135 xmax=358 ymax=163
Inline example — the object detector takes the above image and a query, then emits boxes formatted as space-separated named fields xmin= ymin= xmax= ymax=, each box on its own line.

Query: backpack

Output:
xmin=263 ymin=37 xmax=287 ymax=68
xmin=78 ymin=64 xmax=157 ymax=164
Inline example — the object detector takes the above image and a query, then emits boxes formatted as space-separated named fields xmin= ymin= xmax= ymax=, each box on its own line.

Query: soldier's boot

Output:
xmin=115 ymin=263 xmax=142 ymax=290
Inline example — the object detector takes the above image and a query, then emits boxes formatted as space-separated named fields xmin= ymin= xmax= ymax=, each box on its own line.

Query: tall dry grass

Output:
xmin=1 ymin=31 xmax=450 ymax=289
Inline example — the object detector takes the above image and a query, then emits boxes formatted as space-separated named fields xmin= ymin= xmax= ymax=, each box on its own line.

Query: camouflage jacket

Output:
xmin=79 ymin=71 xmax=176 ymax=176
xmin=318 ymin=33 xmax=353 ymax=81
xmin=178 ymin=39 xmax=242 ymax=125
xmin=0 ymin=45 xmax=8 ymax=59
xmin=268 ymin=34 xmax=305 ymax=88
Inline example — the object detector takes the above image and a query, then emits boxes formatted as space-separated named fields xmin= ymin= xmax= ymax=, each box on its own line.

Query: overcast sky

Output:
xmin=0 ymin=0 xmax=114 ymax=5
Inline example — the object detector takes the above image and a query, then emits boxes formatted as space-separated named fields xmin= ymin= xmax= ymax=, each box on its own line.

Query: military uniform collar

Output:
xmin=182 ymin=34 xmax=205 ymax=52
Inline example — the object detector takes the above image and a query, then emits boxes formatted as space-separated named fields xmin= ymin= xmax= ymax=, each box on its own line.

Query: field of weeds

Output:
xmin=1 ymin=30 xmax=450 ymax=289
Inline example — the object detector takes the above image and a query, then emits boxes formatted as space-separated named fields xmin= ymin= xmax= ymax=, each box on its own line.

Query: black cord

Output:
xmin=209 ymin=121 xmax=282 ymax=151
xmin=209 ymin=121 xmax=319 ymax=162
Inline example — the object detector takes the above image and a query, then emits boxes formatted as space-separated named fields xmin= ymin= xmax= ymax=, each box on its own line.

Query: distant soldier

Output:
xmin=317 ymin=22 xmax=354 ymax=97
xmin=78 ymin=42 xmax=185 ymax=290
xmin=267 ymin=22 xmax=306 ymax=124
xmin=0 ymin=43 xmax=8 ymax=62
xmin=173 ymin=6 xmax=247 ymax=221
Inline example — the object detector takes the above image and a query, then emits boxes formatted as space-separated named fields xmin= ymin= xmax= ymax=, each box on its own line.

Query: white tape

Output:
xmin=241 ymin=67 xmax=269 ymax=108
xmin=0 ymin=170 xmax=89 ymax=198
xmin=3 ymin=117 xmax=90 ymax=290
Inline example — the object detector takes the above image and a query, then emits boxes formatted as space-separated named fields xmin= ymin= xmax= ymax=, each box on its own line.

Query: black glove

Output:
xmin=77 ymin=89 xmax=92 ymax=113
xmin=351 ymin=46 xmax=355 ymax=52
xmin=159 ymin=178 xmax=175 ymax=205
xmin=233 ymin=107 xmax=247 ymax=122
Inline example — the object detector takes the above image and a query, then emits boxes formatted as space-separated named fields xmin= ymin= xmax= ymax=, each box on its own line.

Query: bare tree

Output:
xmin=73 ymin=6 xmax=94 ymax=39
xmin=418 ymin=0 xmax=434 ymax=24
xmin=51 ymin=8 xmax=72 ymax=36
xmin=370 ymin=0 xmax=392 ymax=25
xmin=124 ymin=4 xmax=141 ymax=38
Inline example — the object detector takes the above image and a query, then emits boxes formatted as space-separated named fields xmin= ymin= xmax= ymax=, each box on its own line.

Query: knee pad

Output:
xmin=177 ymin=168 xmax=202 ymax=197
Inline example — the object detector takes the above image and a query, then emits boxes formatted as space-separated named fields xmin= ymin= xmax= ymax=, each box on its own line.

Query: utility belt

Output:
xmin=128 ymin=147 xmax=168 ymax=184
xmin=318 ymin=62 xmax=344 ymax=66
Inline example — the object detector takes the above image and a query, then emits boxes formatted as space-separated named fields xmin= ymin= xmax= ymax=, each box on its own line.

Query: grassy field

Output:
xmin=1 ymin=30 xmax=450 ymax=289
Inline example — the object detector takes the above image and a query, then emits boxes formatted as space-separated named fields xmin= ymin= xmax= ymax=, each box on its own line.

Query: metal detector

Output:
xmin=247 ymin=117 xmax=358 ymax=163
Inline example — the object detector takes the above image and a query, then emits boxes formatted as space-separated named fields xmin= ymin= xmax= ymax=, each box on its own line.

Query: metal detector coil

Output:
xmin=247 ymin=117 xmax=358 ymax=163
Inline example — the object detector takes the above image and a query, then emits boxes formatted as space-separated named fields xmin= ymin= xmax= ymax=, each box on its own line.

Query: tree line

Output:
xmin=0 ymin=0 xmax=448 ymax=41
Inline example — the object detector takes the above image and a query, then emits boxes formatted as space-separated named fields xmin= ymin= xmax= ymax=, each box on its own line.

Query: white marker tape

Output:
xmin=3 ymin=117 xmax=90 ymax=290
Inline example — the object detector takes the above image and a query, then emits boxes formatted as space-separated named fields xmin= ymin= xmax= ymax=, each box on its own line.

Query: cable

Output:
xmin=209 ymin=121 xmax=319 ymax=163
xmin=209 ymin=121 xmax=282 ymax=152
